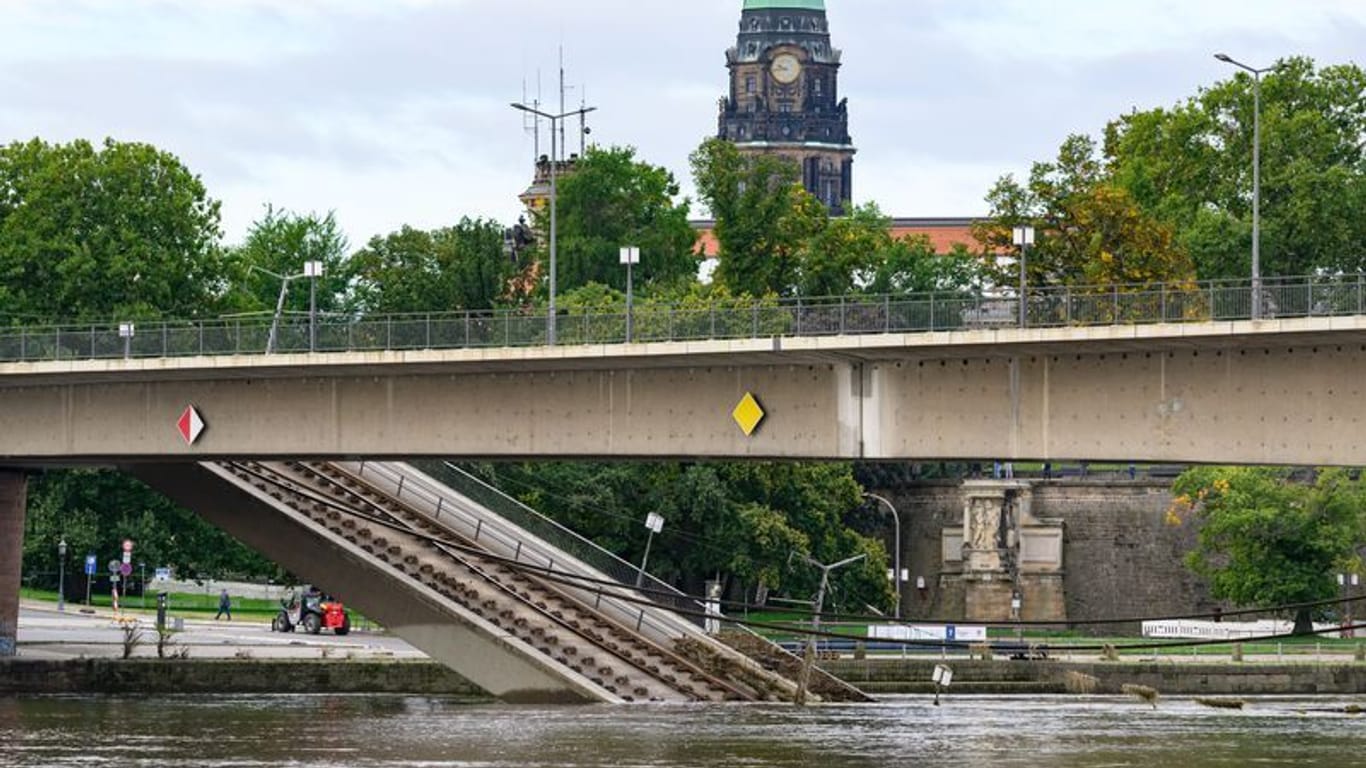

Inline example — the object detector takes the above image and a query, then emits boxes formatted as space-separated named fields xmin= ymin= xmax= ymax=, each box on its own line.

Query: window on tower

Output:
xmin=746 ymin=76 xmax=755 ymax=94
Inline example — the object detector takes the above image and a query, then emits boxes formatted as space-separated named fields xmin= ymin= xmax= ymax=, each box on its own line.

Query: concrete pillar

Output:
xmin=0 ymin=470 xmax=27 ymax=657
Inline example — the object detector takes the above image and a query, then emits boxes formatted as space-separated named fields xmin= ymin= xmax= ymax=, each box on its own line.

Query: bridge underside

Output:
xmin=2 ymin=319 xmax=1366 ymax=466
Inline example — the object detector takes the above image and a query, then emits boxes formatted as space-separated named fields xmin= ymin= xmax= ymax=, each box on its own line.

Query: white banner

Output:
xmin=868 ymin=624 xmax=988 ymax=642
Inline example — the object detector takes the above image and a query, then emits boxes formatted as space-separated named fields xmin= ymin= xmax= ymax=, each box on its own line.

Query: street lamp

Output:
xmin=863 ymin=492 xmax=902 ymax=618
xmin=1215 ymin=53 xmax=1278 ymax=320
xmin=57 ymin=539 xmax=67 ymax=612
xmin=510 ymin=101 xmax=597 ymax=346
xmin=304 ymin=260 xmax=324 ymax=352
xmin=620 ymin=246 xmax=640 ymax=343
xmin=636 ymin=512 xmax=665 ymax=587
xmin=793 ymin=552 xmax=867 ymax=705
xmin=1012 ymin=226 xmax=1035 ymax=327
xmin=251 ymin=265 xmax=307 ymax=354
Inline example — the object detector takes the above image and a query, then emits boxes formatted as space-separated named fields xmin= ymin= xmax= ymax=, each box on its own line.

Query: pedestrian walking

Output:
xmin=215 ymin=589 xmax=232 ymax=621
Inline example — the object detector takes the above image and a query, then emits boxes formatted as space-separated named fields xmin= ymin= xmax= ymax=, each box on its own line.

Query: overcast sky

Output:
xmin=2 ymin=0 xmax=1363 ymax=248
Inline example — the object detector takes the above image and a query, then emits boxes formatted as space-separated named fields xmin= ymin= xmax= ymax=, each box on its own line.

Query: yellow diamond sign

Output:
xmin=732 ymin=392 xmax=766 ymax=437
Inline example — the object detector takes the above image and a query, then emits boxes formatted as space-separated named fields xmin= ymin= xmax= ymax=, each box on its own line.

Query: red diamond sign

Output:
xmin=176 ymin=405 xmax=205 ymax=446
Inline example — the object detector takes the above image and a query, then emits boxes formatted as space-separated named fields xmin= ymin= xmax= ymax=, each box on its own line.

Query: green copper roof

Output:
xmin=742 ymin=0 xmax=825 ymax=10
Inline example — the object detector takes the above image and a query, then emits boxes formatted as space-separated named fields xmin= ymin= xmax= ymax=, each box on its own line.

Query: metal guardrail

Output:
xmin=2 ymin=274 xmax=1364 ymax=363
xmin=418 ymin=461 xmax=704 ymax=621
xmin=344 ymin=461 xmax=696 ymax=644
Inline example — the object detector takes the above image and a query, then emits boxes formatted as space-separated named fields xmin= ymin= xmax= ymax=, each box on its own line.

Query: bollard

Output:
xmin=156 ymin=592 xmax=168 ymax=631
xmin=0 ymin=618 xmax=13 ymax=657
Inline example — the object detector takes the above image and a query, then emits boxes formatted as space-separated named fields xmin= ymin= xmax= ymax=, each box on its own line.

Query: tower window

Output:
xmin=746 ymin=76 xmax=755 ymax=94
xmin=780 ymin=17 xmax=790 ymax=30
xmin=813 ymin=78 xmax=822 ymax=94
xmin=779 ymin=103 xmax=792 ymax=113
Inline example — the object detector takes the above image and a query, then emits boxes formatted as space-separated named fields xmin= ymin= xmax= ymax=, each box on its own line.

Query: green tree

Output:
xmin=691 ymin=137 xmax=825 ymax=297
xmin=0 ymin=138 xmax=225 ymax=322
xmin=550 ymin=146 xmax=698 ymax=294
xmin=228 ymin=205 xmax=352 ymax=315
xmin=976 ymin=134 xmax=1195 ymax=290
xmin=480 ymin=460 xmax=892 ymax=611
xmin=1170 ymin=466 xmax=1364 ymax=634
xmin=22 ymin=469 xmax=276 ymax=590
xmin=1106 ymin=57 xmax=1366 ymax=278
xmin=349 ymin=218 xmax=513 ymax=313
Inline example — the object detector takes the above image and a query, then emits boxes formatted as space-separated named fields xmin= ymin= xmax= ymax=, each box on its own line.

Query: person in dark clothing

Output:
xmin=215 ymin=589 xmax=232 ymax=621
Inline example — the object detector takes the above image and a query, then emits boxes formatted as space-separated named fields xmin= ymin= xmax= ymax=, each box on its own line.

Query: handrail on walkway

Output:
xmin=2 ymin=273 xmax=1363 ymax=363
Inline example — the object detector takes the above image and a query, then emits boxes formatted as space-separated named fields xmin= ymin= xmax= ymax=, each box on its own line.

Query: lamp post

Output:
xmin=304 ymin=260 xmax=324 ymax=352
xmin=251 ymin=265 xmax=306 ymax=354
xmin=510 ymin=101 xmax=597 ymax=346
xmin=57 ymin=539 xmax=67 ymax=612
xmin=620 ymin=246 xmax=640 ymax=343
xmin=636 ymin=512 xmax=664 ymax=588
xmin=1215 ymin=53 xmax=1278 ymax=320
xmin=793 ymin=552 xmax=867 ymax=705
xmin=863 ymin=492 xmax=902 ymax=619
xmin=1012 ymin=226 xmax=1035 ymax=327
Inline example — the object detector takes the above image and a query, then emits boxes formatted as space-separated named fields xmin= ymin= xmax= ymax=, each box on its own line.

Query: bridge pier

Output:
xmin=0 ymin=470 xmax=26 ymax=657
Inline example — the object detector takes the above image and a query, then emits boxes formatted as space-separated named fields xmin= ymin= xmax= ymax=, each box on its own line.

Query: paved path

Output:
xmin=14 ymin=601 xmax=427 ymax=661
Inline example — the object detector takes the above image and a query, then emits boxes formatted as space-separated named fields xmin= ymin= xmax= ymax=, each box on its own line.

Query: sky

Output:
xmin=2 ymin=0 xmax=1363 ymax=249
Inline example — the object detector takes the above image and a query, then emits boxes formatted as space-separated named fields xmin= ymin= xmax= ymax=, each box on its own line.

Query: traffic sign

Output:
xmin=122 ymin=539 xmax=134 ymax=553
xmin=84 ymin=554 xmax=97 ymax=576
xmin=177 ymin=405 xmax=206 ymax=446
xmin=154 ymin=567 xmax=171 ymax=581
xmin=107 ymin=560 xmax=120 ymax=574
xmin=119 ymin=562 xmax=132 ymax=577
xmin=122 ymin=551 xmax=132 ymax=565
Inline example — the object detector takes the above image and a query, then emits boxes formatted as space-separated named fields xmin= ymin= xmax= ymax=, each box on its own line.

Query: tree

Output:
xmin=550 ymin=146 xmax=699 ymax=295
xmin=1169 ymin=466 xmax=1364 ymax=634
xmin=22 ymin=469 xmax=277 ymax=590
xmin=349 ymin=218 xmax=514 ymax=313
xmin=691 ymin=137 xmax=823 ymax=297
xmin=0 ymin=138 xmax=225 ymax=322
xmin=228 ymin=205 xmax=352 ymax=316
xmin=479 ymin=459 xmax=893 ymax=611
xmin=1105 ymin=57 xmax=1366 ymax=279
xmin=975 ymin=134 xmax=1195 ymax=290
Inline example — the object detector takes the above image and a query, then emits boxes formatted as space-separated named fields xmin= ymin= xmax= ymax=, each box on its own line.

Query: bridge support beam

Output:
xmin=0 ymin=470 xmax=26 ymax=657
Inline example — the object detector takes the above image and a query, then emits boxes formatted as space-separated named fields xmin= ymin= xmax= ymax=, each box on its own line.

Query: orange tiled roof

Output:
xmin=690 ymin=217 xmax=985 ymax=257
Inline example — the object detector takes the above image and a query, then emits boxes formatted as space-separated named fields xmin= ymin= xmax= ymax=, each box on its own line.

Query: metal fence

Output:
xmin=2 ymin=274 xmax=1363 ymax=363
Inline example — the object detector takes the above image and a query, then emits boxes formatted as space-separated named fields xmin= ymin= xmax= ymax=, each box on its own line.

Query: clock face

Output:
xmin=771 ymin=53 xmax=801 ymax=85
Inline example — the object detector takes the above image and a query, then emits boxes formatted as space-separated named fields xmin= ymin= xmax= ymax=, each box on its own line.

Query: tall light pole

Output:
xmin=620 ymin=246 xmax=640 ymax=343
xmin=510 ymin=101 xmax=596 ymax=346
xmin=793 ymin=552 xmax=866 ymax=706
xmin=1215 ymin=53 xmax=1278 ymax=320
xmin=251 ymin=265 xmax=306 ymax=354
xmin=57 ymin=539 xmax=67 ymax=613
xmin=863 ymin=492 xmax=902 ymax=619
xmin=1012 ymin=226 xmax=1035 ymax=327
xmin=636 ymin=512 xmax=664 ymax=588
xmin=304 ymin=260 xmax=324 ymax=352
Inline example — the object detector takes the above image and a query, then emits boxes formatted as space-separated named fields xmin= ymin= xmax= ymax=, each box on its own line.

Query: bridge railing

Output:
xmin=2 ymin=273 xmax=1363 ymax=362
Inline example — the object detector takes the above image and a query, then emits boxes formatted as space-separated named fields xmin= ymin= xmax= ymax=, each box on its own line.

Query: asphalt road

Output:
xmin=13 ymin=601 xmax=426 ymax=661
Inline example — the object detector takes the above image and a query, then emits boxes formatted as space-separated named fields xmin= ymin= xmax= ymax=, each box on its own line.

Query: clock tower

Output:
xmin=717 ymin=0 xmax=855 ymax=214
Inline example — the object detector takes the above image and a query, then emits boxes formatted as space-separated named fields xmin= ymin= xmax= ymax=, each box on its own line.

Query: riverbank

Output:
xmin=3 ymin=656 xmax=1363 ymax=697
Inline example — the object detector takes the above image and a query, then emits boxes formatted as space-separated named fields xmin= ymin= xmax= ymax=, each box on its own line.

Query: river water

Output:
xmin=0 ymin=694 xmax=1361 ymax=767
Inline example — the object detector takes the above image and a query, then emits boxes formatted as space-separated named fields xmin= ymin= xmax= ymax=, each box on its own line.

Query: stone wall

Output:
xmin=0 ymin=659 xmax=486 ymax=696
xmin=877 ymin=479 xmax=1214 ymax=633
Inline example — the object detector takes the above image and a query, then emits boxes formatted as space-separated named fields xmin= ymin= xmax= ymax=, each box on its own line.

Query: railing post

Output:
xmin=89 ymin=326 xmax=96 ymax=359
xmin=434 ymin=497 xmax=443 ymax=520
xmin=395 ymin=475 xmax=405 ymax=498
xmin=795 ymin=297 xmax=803 ymax=335
xmin=839 ymin=297 xmax=846 ymax=335
xmin=464 ymin=312 xmax=471 ymax=348
xmin=1210 ymin=282 xmax=1217 ymax=320
xmin=1112 ymin=285 xmax=1119 ymax=324
xmin=473 ymin=519 xmax=483 ymax=542
xmin=928 ymin=294 xmax=935 ymax=331
xmin=668 ymin=307 xmax=675 ymax=340
xmin=710 ymin=305 xmax=716 ymax=338
xmin=884 ymin=294 xmax=892 ymax=333
xmin=1065 ymin=287 xmax=1072 ymax=325
xmin=513 ymin=541 xmax=522 ymax=562
xmin=1359 ymin=273 xmax=1364 ymax=315
xmin=425 ymin=314 xmax=432 ymax=349
xmin=386 ymin=317 xmax=393 ymax=350
xmin=752 ymin=302 xmax=759 ymax=338
xmin=19 ymin=329 xmax=25 ymax=360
